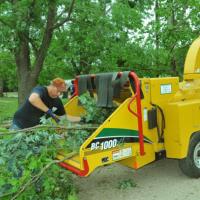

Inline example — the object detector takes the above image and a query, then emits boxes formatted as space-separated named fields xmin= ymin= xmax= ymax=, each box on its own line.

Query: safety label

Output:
xmin=143 ymin=108 xmax=147 ymax=121
xmin=160 ymin=84 xmax=172 ymax=94
xmin=112 ymin=147 xmax=132 ymax=161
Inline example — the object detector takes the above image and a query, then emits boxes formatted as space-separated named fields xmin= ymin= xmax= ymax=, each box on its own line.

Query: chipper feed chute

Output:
xmin=56 ymin=71 xmax=156 ymax=177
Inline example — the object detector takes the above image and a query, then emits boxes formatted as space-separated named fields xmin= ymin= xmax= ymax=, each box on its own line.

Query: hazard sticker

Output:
xmin=112 ymin=147 xmax=132 ymax=161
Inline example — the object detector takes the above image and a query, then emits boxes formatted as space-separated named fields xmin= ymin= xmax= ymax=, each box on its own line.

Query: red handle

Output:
xmin=128 ymin=71 xmax=145 ymax=156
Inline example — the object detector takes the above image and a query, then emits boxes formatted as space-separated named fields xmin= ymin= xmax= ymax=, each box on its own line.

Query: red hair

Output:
xmin=52 ymin=78 xmax=66 ymax=88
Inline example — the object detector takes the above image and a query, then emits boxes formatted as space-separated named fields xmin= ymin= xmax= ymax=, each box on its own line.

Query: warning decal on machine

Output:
xmin=160 ymin=84 xmax=172 ymax=94
xmin=112 ymin=147 xmax=132 ymax=161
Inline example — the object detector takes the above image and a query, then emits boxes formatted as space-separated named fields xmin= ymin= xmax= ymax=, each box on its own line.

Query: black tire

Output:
xmin=179 ymin=133 xmax=200 ymax=178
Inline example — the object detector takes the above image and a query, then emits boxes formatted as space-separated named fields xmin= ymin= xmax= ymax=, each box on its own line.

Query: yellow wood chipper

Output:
xmin=57 ymin=37 xmax=200 ymax=178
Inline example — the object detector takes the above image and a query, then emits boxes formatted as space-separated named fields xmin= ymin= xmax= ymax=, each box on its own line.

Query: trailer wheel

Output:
xmin=179 ymin=133 xmax=200 ymax=178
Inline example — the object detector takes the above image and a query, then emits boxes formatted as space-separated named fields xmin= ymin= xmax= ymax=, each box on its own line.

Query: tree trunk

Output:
xmin=14 ymin=1 xmax=57 ymax=106
xmin=17 ymin=72 xmax=37 ymax=105
xmin=0 ymin=78 xmax=3 ymax=97
xmin=171 ymin=58 xmax=178 ymax=76
xmin=15 ymin=33 xmax=32 ymax=105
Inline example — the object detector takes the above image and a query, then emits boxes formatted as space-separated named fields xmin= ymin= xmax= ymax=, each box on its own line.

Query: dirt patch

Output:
xmin=74 ymin=158 xmax=200 ymax=200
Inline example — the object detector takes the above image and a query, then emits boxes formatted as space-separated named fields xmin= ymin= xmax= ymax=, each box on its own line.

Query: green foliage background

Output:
xmin=0 ymin=0 xmax=199 ymax=89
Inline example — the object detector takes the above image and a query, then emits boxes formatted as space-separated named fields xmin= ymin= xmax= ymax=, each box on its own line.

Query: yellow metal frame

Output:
xmin=64 ymin=96 xmax=85 ymax=116
xmin=57 ymin=37 xmax=200 ymax=177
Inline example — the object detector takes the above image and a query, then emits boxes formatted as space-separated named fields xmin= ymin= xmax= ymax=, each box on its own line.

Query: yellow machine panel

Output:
xmin=165 ymin=99 xmax=200 ymax=158
xmin=64 ymin=96 xmax=85 ymax=116
xmin=150 ymin=77 xmax=179 ymax=104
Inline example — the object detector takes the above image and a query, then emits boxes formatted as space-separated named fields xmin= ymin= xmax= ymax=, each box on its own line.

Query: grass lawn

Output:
xmin=0 ymin=97 xmax=18 ymax=124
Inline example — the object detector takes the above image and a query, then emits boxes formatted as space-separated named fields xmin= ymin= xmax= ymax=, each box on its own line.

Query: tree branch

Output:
xmin=53 ymin=0 xmax=76 ymax=29
xmin=23 ymin=34 xmax=39 ymax=56
xmin=28 ymin=38 xmax=39 ymax=56
xmin=0 ymin=124 xmax=99 ymax=136
xmin=24 ymin=0 xmax=38 ymax=56
xmin=32 ymin=0 xmax=57 ymax=79
xmin=10 ymin=151 xmax=77 ymax=200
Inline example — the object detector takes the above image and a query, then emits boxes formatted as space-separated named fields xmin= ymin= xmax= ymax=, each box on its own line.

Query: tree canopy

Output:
xmin=0 ymin=0 xmax=199 ymax=104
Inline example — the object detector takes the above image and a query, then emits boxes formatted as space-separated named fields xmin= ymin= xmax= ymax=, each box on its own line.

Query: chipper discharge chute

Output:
xmin=57 ymin=37 xmax=200 ymax=178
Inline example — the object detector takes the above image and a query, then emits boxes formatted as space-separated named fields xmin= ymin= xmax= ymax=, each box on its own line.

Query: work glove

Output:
xmin=46 ymin=109 xmax=60 ymax=124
